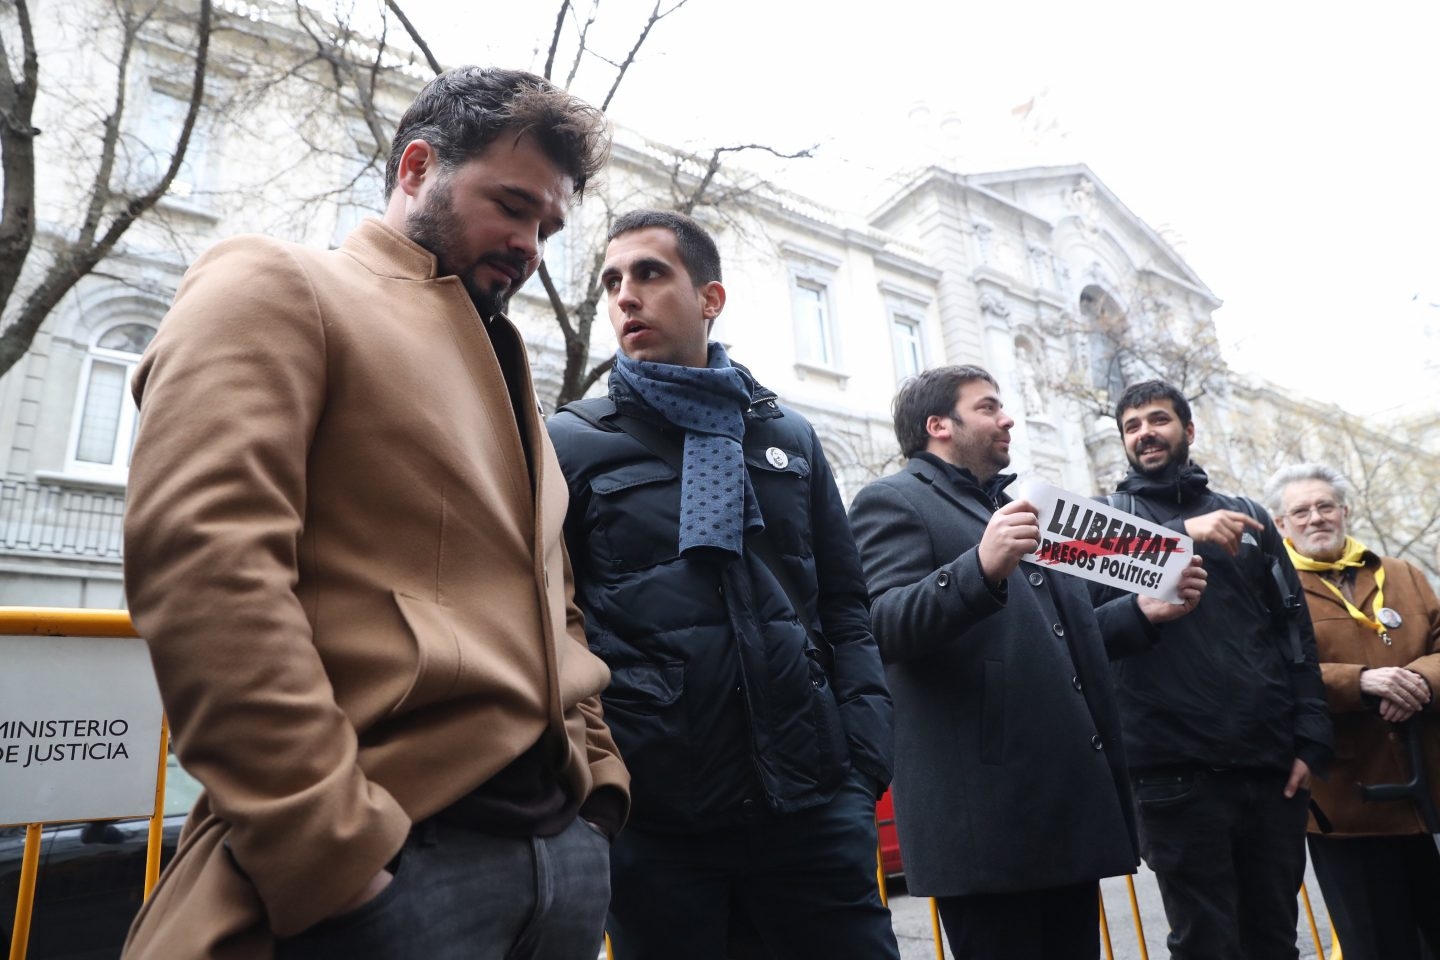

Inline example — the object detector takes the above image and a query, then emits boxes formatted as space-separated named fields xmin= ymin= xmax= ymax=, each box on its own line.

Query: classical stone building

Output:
xmin=2 ymin=0 xmax=1435 ymax=607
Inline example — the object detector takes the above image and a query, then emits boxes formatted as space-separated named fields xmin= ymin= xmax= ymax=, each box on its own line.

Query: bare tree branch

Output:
xmin=384 ymin=0 xmax=441 ymax=76
xmin=0 ymin=0 xmax=41 ymax=315
xmin=600 ymin=0 xmax=689 ymax=111
xmin=574 ymin=353 xmax=614 ymax=399
xmin=537 ymin=260 xmax=577 ymax=341
xmin=543 ymin=0 xmax=570 ymax=80
xmin=0 ymin=0 xmax=212 ymax=375
xmin=678 ymin=142 xmax=816 ymax=214
xmin=563 ymin=0 xmax=601 ymax=89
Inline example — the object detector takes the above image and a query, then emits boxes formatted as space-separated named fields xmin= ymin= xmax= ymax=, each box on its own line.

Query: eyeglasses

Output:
xmin=1284 ymin=501 xmax=1341 ymax=525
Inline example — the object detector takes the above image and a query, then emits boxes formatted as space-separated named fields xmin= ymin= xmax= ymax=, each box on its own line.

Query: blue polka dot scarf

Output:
xmin=612 ymin=342 xmax=765 ymax=557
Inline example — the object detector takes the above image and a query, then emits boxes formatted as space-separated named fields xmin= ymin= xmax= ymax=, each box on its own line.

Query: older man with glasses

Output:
xmin=1266 ymin=462 xmax=1440 ymax=960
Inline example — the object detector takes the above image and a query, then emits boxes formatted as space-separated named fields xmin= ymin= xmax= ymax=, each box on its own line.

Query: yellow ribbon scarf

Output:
xmin=1285 ymin=536 xmax=1390 ymax=639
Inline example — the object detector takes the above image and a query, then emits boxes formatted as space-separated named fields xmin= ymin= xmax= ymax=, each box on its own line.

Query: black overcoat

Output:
xmin=848 ymin=456 xmax=1146 ymax=897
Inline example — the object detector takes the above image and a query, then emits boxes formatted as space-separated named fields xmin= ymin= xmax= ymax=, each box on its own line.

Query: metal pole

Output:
xmin=875 ymin=838 xmax=889 ymax=907
xmin=0 ymin=606 xmax=136 ymax=636
xmin=8 ymin=823 xmax=44 ymax=960
xmin=1125 ymin=875 xmax=1150 ymax=960
xmin=1300 ymin=883 xmax=1324 ymax=959
xmin=143 ymin=717 xmax=172 ymax=899
xmin=1098 ymin=886 xmax=1115 ymax=960
xmin=930 ymin=898 xmax=946 ymax=960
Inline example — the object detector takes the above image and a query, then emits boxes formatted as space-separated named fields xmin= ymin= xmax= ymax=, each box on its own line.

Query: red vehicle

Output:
xmin=876 ymin=788 xmax=903 ymax=877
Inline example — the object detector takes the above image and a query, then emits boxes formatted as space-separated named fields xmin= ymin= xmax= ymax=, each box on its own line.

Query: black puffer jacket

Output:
xmin=547 ymin=373 xmax=893 ymax=832
xmin=1094 ymin=463 xmax=1333 ymax=775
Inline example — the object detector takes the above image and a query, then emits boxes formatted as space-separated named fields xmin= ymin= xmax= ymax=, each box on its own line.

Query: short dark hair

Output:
xmin=1113 ymin=379 xmax=1192 ymax=431
xmin=607 ymin=209 xmax=722 ymax=286
xmin=892 ymin=365 xmax=999 ymax=458
xmin=384 ymin=66 xmax=610 ymax=201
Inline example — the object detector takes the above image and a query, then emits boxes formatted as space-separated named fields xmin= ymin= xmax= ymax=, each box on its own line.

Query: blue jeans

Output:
xmin=275 ymin=816 xmax=610 ymax=960
xmin=1133 ymin=767 xmax=1309 ymax=960
xmin=606 ymin=772 xmax=900 ymax=960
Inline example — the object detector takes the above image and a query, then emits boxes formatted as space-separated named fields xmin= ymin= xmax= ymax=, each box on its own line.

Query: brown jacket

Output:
xmin=121 ymin=220 xmax=628 ymax=958
xmin=1302 ymin=552 xmax=1440 ymax=836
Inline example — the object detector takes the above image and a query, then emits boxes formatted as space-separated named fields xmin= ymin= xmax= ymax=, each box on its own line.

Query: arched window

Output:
xmin=1079 ymin=285 xmax=1128 ymax=402
xmin=66 ymin=321 xmax=157 ymax=480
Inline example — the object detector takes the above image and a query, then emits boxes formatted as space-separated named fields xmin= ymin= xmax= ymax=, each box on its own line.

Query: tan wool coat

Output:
xmin=121 ymin=219 xmax=628 ymax=958
xmin=1302 ymin=553 xmax=1440 ymax=836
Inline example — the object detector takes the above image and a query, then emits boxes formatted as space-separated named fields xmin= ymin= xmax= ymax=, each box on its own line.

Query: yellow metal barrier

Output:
xmin=1 ymin=607 xmax=162 ymax=960
xmin=1300 ymin=882 xmax=1325 ymax=958
xmin=1125 ymin=875 xmax=1151 ymax=959
xmin=3 ymin=607 xmax=1347 ymax=960
xmin=1098 ymin=887 xmax=1114 ymax=960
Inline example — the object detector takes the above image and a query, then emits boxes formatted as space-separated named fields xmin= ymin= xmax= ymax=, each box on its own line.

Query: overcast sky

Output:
xmin=400 ymin=0 xmax=1438 ymax=415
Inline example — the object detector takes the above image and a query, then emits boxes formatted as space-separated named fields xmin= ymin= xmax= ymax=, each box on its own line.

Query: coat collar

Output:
xmin=340 ymin=218 xmax=440 ymax=281
xmin=340 ymin=218 xmax=520 ymax=330
xmin=905 ymin=454 xmax=1014 ymax=526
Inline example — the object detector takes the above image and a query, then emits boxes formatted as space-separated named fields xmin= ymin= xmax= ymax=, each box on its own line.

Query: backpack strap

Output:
xmin=559 ymin=396 xmax=619 ymax=430
xmin=1236 ymin=497 xmax=1306 ymax=665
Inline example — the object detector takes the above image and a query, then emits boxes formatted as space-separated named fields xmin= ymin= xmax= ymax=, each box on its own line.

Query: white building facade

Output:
xmin=3 ymin=1 xmax=1436 ymax=607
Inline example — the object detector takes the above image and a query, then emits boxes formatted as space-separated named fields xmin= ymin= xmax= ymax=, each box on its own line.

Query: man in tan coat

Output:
xmin=1266 ymin=463 xmax=1440 ymax=960
xmin=122 ymin=66 xmax=628 ymax=960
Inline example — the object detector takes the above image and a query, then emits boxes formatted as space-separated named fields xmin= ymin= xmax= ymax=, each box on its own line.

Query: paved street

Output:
xmin=884 ymin=858 xmax=1336 ymax=960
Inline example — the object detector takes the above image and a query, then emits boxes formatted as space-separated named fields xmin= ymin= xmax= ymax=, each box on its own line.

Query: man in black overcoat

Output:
xmin=848 ymin=365 xmax=1207 ymax=960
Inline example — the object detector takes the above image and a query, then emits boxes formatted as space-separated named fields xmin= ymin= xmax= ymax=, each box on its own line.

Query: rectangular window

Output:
xmin=131 ymin=87 xmax=210 ymax=201
xmin=75 ymin=362 xmax=127 ymax=464
xmin=891 ymin=314 xmax=924 ymax=383
xmin=793 ymin=280 xmax=833 ymax=367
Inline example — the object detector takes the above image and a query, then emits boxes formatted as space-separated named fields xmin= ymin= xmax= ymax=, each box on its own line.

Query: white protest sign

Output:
xmin=0 ymin=635 xmax=163 ymax=825
xmin=1013 ymin=479 xmax=1195 ymax=603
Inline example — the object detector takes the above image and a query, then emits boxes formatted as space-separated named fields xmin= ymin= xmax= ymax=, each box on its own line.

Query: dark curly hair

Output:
xmin=1112 ymin=379 xmax=1192 ymax=432
xmin=384 ymin=66 xmax=610 ymax=201
xmin=892 ymin=365 xmax=998 ymax=458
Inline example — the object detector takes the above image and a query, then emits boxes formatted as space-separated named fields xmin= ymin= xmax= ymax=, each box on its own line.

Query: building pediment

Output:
xmin=871 ymin=162 xmax=1219 ymax=308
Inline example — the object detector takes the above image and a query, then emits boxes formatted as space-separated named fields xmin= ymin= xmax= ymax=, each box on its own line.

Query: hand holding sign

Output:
xmin=979 ymin=499 xmax=1041 ymax=584
xmin=1137 ymin=557 xmax=1208 ymax=623
xmin=1013 ymin=480 xmax=1197 ymax=603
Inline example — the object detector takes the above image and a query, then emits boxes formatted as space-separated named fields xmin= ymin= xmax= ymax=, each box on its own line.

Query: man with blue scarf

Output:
xmin=547 ymin=209 xmax=899 ymax=959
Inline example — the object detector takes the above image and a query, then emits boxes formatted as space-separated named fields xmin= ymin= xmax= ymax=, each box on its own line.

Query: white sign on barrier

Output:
xmin=1013 ymin=479 xmax=1196 ymax=604
xmin=0 ymin=635 xmax=163 ymax=825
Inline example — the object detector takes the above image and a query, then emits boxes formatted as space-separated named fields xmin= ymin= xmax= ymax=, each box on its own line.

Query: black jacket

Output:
xmin=849 ymin=455 xmax=1146 ymax=897
xmin=546 ymin=372 xmax=893 ymax=832
xmin=1094 ymin=464 xmax=1333 ymax=774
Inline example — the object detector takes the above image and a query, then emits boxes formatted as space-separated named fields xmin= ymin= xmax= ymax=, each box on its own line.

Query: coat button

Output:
xmin=1091 ymin=735 xmax=1103 ymax=750
xmin=937 ymin=571 xmax=950 ymax=588
xmin=741 ymin=799 xmax=759 ymax=820
xmin=1072 ymin=675 xmax=1083 ymax=692
xmin=1052 ymin=623 xmax=1065 ymax=637
xmin=1028 ymin=572 xmax=1044 ymax=586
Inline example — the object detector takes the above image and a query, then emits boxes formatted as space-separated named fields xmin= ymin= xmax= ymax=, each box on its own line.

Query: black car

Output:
xmin=0 ymin=755 xmax=203 ymax=960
